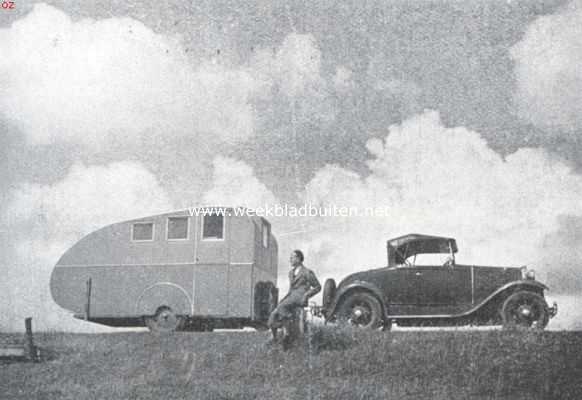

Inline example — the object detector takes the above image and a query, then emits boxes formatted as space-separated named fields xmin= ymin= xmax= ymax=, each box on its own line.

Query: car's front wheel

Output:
xmin=337 ymin=292 xmax=383 ymax=329
xmin=501 ymin=291 xmax=549 ymax=330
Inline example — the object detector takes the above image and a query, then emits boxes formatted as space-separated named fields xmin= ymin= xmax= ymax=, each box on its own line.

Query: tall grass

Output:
xmin=1 ymin=327 xmax=581 ymax=399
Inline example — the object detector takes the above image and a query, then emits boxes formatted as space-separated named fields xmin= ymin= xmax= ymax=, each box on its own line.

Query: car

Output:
xmin=321 ymin=234 xmax=558 ymax=330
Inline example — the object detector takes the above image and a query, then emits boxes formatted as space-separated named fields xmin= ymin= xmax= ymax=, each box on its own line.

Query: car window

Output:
xmin=406 ymin=253 xmax=453 ymax=266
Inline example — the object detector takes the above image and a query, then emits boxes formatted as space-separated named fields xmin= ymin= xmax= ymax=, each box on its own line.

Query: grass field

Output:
xmin=1 ymin=326 xmax=582 ymax=400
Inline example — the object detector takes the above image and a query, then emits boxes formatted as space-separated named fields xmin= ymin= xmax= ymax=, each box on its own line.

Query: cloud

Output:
xmin=250 ymin=33 xmax=336 ymax=126
xmin=332 ymin=66 xmax=354 ymax=92
xmin=251 ymin=33 xmax=324 ymax=98
xmin=297 ymin=110 xmax=582 ymax=295
xmin=0 ymin=4 xmax=264 ymax=146
xmin=202 ymin=156 xmax=278 ymax=208
xmin=540 ymin=215 xmax=582 ymax=294
xmin=363 ymin=52 xmax=423 ymax=123
xmin=0 ymin=161 xmax=172 ymax=332
xmin=511 ymin=0 xmax=582 ymax=133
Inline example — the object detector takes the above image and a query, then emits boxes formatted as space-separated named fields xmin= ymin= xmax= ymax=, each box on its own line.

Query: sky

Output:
xmin=1 ymin=0 xmax=582 ymax=331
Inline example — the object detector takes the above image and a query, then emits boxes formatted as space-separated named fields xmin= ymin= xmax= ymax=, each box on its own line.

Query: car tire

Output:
xmin=501 ymin=291 xmax=549 ymax=330
xmin=337 ymin=292 xmax=383 ymax=330
xmin=145 ymin=306 xmax=184 ymax=333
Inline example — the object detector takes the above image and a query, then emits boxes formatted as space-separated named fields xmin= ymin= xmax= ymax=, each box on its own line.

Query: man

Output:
xmin=268 ymin=249 xmax=321 ymax=346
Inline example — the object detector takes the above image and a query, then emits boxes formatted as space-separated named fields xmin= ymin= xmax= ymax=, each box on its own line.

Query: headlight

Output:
xmin=521 ymin=266 xmax=536 ymax=280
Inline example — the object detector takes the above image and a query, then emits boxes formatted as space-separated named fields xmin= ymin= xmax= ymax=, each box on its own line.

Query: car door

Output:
xmin=378 ymin=267 xmax=420 ymax=315
xmin=414 ymin=264 xmax=472 ymax=314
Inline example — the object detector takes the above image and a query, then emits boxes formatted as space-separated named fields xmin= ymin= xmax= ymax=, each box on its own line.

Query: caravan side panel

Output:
xmin=51 ymin=212 xmax=196 ymax=319
xmin=51 ymin=265 xmax=193 ymax=318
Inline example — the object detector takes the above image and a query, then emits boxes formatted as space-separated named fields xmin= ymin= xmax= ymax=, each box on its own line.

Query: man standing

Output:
xmin=268 ymin=249 xmax=321 ymax=347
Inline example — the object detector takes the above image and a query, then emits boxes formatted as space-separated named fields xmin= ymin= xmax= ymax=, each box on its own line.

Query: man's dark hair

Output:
xmin=293 ymin=249 xmax=304 ymax=262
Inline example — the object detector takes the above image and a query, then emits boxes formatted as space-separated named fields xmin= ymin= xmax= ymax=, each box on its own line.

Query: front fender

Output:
xmin=457 ymin=279 xmax=550 ymax=319
xmin=430 ymin=279 xmax=550 ymax=319
xmin=475 ymin=279 xmax=548 ymax=307
xmin=506 ymin=279 xmax=548 ymax=292
xmin=326 ymin=281 xmax=386 ymax=321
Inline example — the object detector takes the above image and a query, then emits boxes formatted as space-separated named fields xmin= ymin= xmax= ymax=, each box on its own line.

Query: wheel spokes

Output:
xmin=157 ymin=310 xmax=177 ymax=330
xmin=509 ymin=300 xmax=541 ymax=326
xmin=350 ymin=303 xmax=372 ymax=326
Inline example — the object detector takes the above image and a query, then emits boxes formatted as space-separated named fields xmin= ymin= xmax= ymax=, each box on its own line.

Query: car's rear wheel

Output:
xmin=501 ymin=291 xmax=549 ymax=330
xmin=337 ymin=292 xmax=383 ymax=329
xmin=145 ymin=306 xmax=184 ymax=333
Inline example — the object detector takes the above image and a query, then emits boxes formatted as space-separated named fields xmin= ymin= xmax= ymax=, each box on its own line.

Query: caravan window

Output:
xmin=132 ymin=222 xmax=154 ymax=241
xmin=167 ymin=217 xmax=189 ymax=240
xmin=202 ymin=215 xmax=224 ymax=240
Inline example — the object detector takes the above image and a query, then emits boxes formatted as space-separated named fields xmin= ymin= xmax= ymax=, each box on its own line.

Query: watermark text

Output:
xmin=186 ymin=204 xmax=393 ymax=218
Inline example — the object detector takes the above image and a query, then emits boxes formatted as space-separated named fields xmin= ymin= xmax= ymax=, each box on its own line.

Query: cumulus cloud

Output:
xmin=332 ymin=66 xmax=354 ymax=92
xmin=250 ymin=33 xmax=336 ymax=125
xmin=540 ymin=215 xmax=582 ymax=294
xmin=364 ymin=52 xmax=423 ymax=120
xmin=202 ymin=156 xmax=278 ymax=208
xmin=251 ymin=33 xmax=324 ymax=97
xmin=511 ymin=0 xmax=582 ymax=132
xmin=297 ymin=110 xmax=582 ymax=292
xmin=0 ymin=4 xmax=263 ymax=146
xmin=0 ymin=161 xmax=172 ymax=331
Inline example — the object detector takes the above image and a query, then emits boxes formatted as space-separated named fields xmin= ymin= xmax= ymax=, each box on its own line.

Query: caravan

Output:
xmin=50 ymin=208 xmax=278 ymax=332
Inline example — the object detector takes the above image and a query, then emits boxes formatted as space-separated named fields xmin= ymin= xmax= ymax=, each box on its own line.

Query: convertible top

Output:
xmin=387 ymin=234 xmax=458 ymax=267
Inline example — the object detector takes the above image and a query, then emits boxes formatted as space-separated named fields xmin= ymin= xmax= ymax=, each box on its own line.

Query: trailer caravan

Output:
xmin=50 ymin=208 xmax=278 ymax=332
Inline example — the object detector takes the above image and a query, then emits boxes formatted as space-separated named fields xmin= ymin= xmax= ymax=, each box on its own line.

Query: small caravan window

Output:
xmin=202 ymin=215 xmax=224 ymax=240
xmin=262 ymin=221 xmax=269 ymax=248
xmin=132 ymin=222 xmax=154 ymax=241
xmin=167 ymin=217 xmax=189 ymax=240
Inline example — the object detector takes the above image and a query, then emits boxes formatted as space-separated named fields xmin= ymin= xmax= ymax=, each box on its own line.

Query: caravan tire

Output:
xmin=145 ymin=306 xmax=184 ymax=333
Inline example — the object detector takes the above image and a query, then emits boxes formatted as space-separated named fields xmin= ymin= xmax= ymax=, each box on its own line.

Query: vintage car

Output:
xmin=321 ymin=234 xmax=558 ymax=330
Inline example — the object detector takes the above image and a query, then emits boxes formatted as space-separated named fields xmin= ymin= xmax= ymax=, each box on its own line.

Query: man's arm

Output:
xmin=303 ymin=270 xmax=321 ymax=304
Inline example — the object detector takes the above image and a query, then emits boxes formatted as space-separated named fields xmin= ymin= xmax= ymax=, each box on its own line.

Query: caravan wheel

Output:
xmin=145 ymin=307 xmax=184 ymax=333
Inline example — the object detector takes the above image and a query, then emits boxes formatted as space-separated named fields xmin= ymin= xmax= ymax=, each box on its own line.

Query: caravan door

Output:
xmin=194 ymin=213 xmax=229 ymax=316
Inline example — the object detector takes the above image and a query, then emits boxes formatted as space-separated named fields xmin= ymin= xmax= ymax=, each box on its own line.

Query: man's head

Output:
xmin=290 ymin=249 xmax=304 ymax=267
